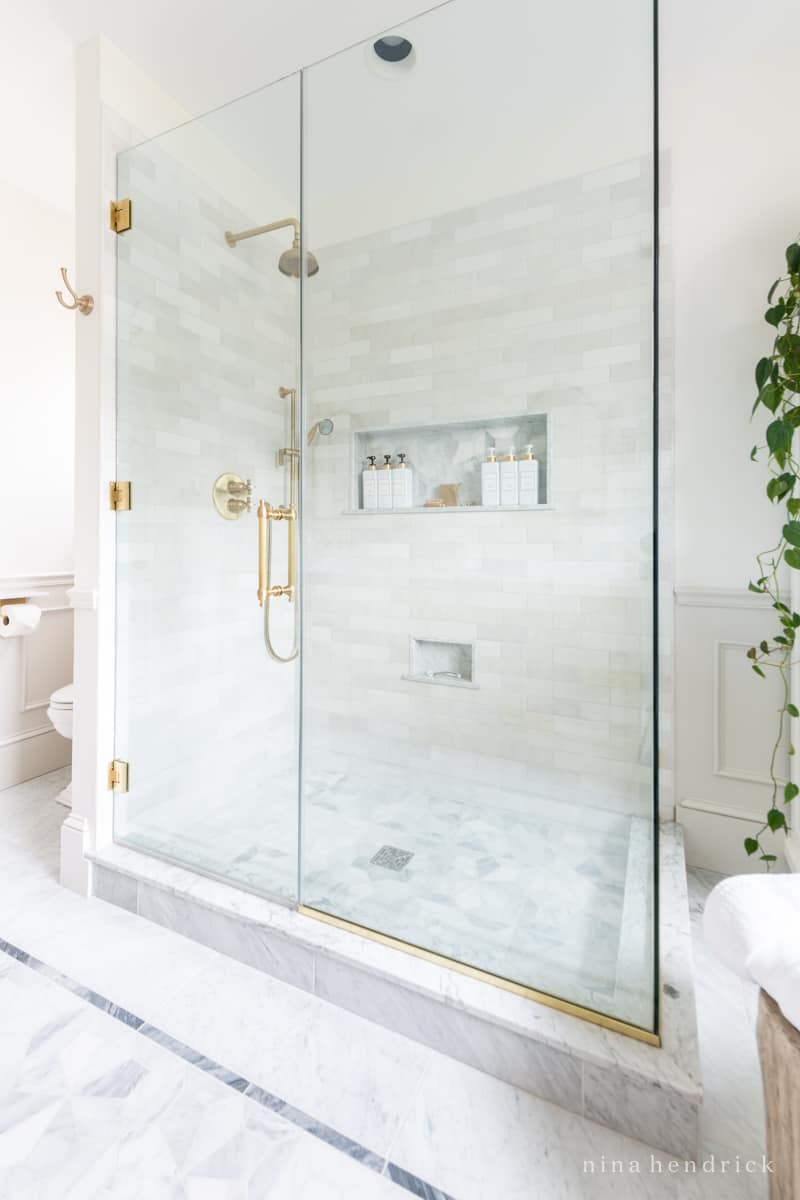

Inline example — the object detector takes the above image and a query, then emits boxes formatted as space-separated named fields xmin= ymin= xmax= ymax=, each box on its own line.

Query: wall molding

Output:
xmin=679 ymin=796 xmax=767 ymax=825
xmin=0 ymin=723 xmax=55 ymax=749
xmin=712 ymin=638 xmax=774 ymax=787
xmin=20 ymin=604 xmax=73 ymax=712
xmin=67 ymin=588 xmax=97 ymax=611
xmin=674 ymin=586 xmax=770 ymax=610
xmin=0 ymin=573 xmax=74 ymax=596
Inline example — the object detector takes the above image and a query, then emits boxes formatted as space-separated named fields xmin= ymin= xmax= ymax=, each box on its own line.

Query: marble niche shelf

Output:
xmin=350 ymin=411 xmax=549 ymax=513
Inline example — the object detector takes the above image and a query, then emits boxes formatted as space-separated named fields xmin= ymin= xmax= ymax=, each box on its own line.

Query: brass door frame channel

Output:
xmin=298 ymin=904 xmax=661 ymax=1046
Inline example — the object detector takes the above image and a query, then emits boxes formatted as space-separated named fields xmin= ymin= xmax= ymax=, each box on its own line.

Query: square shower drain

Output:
xmin=371 ymin=845 xmax=414 ymax=871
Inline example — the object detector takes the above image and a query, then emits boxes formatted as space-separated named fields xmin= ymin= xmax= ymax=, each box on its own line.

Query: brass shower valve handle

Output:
xmin=226 ymin=477 xmax=253 ymax=514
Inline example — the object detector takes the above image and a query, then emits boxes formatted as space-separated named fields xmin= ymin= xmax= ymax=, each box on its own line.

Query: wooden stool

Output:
xmin=757 ymin=988 xmax=800 ymax=1198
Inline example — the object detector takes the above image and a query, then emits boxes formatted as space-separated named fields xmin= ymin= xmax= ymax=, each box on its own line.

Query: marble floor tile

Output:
xmin=0 ymin=769 xmax=769 ymax=1199
xmin=143 ymin=952 xmax=433 ymax=1160
xmin=0 ymin=883 xmax=218 ymax=1025
xmin=0 ymin=960 xmax=320 ymax=1200
xmin=122 ymin=760 xmax=643 ymax=1013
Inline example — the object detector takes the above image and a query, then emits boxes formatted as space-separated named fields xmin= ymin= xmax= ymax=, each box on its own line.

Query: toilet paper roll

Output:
xmin=0 ymin=603 xmax=42 ymax=638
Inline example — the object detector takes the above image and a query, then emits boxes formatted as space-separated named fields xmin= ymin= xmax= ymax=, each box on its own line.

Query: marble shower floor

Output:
xmin=120 ymin=765 xmax=651 ymax=1021
xmin=0 ymin=769 xmax=768 ymax=1198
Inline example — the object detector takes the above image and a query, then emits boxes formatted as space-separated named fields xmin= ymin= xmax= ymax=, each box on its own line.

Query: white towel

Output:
xmin=704 ymin=874 xmax=800 ymax=1029
xmin=747 ymin=929 xmax=800 ymax=1033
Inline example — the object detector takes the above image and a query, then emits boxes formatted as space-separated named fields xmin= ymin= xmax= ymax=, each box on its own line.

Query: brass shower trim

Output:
xmin=257 ymin=500 xmax=296 ymax=606
xmin=225 ymin=216 xmax=299 ymax=247
xmin=224 ymin=217 xmax=319 ymax=277
xmin=212 ymin=473 xmax=253 ymax=520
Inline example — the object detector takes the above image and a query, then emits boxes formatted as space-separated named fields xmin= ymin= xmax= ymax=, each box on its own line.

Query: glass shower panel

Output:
xmin=114 ymin=75 xmax=302 ymax=899
xmin=300 ymin=0 xmax=657 ymax=1030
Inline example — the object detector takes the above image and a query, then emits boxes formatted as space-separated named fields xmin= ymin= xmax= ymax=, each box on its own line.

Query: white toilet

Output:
xmin=47 ymin=683 xmax=74 ymax=807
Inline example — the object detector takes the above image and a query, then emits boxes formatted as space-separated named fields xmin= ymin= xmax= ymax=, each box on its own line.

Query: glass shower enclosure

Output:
xmin=113 ymin=0 xmax=658 ymax=1037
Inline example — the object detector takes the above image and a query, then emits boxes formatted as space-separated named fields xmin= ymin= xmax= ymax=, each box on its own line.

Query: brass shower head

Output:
xmin=224 ymin=216 xmax=319 ymax=278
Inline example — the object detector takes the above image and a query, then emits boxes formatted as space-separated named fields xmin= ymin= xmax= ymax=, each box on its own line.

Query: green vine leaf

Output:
xmin=758 ymin=383 xmax=782 ymax=413
xmin=767 ymin=472 xmax=795 ymax=501
xmin=747 ymin=237 xmax=800 ymax=869
xmin=767 ymin=420 xmax=793 ymax=458
xmin=756 ymin=357 xmax=772 ymax=388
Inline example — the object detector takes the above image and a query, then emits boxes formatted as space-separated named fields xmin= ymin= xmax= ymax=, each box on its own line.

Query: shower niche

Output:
xmin=349 ymin=412 xmax=550 ymax=512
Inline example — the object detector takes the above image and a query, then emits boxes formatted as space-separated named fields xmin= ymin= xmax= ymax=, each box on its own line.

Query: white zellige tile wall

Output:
xmin=303 ymin=156 xmax=656 ymax=820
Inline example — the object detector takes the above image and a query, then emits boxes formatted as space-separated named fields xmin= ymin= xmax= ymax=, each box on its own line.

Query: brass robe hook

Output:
xmin=55 ymin=267 xmax=94 ymax=315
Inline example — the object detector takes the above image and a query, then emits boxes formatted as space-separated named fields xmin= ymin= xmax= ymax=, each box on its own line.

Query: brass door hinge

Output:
xmin=109 ymin=481 xmax=131 ymax=511
xmin=110 ymin=198 xmax=132 ymax=234
xmin=107 ymin=760 xmax=129 ymax=792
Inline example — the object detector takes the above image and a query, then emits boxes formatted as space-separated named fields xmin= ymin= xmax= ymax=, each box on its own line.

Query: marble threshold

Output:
xmin=88 ymin=822 xmax=702 ymax=1159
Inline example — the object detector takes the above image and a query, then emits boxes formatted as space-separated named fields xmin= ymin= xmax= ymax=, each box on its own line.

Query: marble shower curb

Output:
xmin=88 ymin=822 xmax=702 ymax=1158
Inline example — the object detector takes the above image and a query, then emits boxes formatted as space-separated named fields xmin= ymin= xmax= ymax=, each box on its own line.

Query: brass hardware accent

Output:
xmin=257 ymin=499 xmax=296 ymax=607
xmin=225 ymin=216 xmax=300 ymax=247
xmin=109 ymin=481 xmax=131 ymax=511
xmin=224 ymin=217 xmax=319 ymax=278
xmin=55 ymin=268 xmax=94 ymax=315
xmin=298 ymin=905 xmax=661 ymax=1046
xmin=257 ymin=499 xmax=268 ymax=606
xmin=257 ymin=385 xmax=300 ymax=664
xmin=107 ymin=760 xmax=129 ymax=792
xmin=110 ymin=198 xmax=132 ymax=234
xmin=212 ymin=473 xmax=252 ymax=520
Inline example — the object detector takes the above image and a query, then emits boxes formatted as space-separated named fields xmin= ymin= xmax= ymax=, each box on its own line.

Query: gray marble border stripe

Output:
xmin=0 ymin=936 xmax=456 ymax=1200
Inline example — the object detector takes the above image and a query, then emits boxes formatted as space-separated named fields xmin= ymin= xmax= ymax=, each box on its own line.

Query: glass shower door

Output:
xmin=114 ymin=75 xmax=303 ymax=900
xmin=300 ymin=0 xmax=657 ymax=1033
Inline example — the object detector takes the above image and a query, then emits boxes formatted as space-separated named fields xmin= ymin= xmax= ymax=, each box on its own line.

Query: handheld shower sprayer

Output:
xmin=307 ymin=418 xmax=335 ymax=445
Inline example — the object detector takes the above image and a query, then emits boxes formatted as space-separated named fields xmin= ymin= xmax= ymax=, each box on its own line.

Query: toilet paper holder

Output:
xmin=1 ymin=599 xmax=28 ymax=622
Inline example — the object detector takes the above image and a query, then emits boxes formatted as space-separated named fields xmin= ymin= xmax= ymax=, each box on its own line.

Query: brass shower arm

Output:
xmin=225 ymin=217 xmax=300 ymax=247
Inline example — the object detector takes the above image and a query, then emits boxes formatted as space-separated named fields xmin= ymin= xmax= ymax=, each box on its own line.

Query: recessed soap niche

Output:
xmin=351 ymin=412 xmax=549 ymax=512
xmin=404 ymin=637 xmax=476 ymax=689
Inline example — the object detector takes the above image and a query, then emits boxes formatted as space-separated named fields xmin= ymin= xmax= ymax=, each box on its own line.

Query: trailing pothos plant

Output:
xmin=746 ymin=238 xmax=800 ymax=866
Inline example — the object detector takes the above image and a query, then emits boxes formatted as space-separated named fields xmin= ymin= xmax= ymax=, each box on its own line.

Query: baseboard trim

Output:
xmin=674 ymin=587 xmax=770 ymax=611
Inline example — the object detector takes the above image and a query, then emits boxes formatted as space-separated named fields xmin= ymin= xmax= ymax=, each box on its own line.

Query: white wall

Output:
xmin=663 ymin=0 xmax=800 ymax=591
xmin=0 ymin=6 xmax=76 ymax=576
xmin=0 ymin=9 xmax=76 ymax=787
xmin=662 ymin=0 xmax=800 ymax=869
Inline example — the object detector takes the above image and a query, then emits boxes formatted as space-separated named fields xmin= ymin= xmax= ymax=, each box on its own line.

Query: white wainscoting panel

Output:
xmin=675 ymin=587 xmax=790 ymax=873
xmin=0 ymin=574 xmax=74 ymax=790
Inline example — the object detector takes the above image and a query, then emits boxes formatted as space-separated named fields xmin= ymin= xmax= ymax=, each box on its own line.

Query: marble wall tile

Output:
xmin=303 ymin=152 xmax=662 ymax=827
xmin=92 ymin=864 xmax=139 ymax=914
xmin=314 ymin=954 xmax=583 ymax=1115
xmin=136 ymin=882 xmax=315 ymax=993
xmin=583 ymin=1058 xmax=700 ymax=1161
